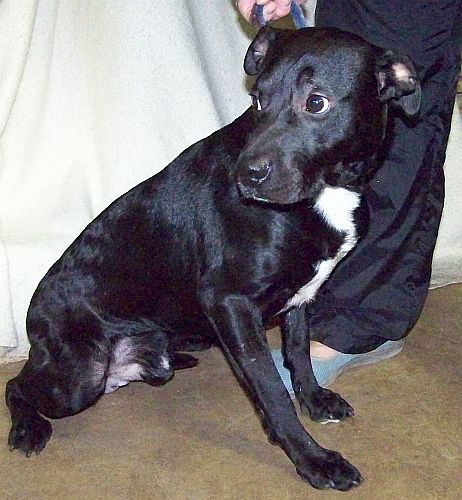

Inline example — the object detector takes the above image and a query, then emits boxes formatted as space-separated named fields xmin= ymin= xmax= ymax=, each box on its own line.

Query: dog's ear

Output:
xmin=244 ymin=26 xmax=276 ymax=76
xmin=376 ymin=51 xmax=421 ymax=117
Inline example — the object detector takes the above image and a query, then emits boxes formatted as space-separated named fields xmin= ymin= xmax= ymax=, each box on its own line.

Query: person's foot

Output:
xmin=272 ymin=340 xmax=405 ymax=393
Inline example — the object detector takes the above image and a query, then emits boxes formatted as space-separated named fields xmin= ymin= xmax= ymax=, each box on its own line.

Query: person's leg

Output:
xmin=273 ymin=0 xmax=462 ymax=388
xmin=310 ymin=0 xmax=461 ymax=352
xmin=273 ymin=340 xmax=405 ymax=390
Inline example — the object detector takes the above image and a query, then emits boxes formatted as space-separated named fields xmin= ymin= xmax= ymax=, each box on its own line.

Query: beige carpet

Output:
xmin=1 ymin=285 xmax=461 ymax=499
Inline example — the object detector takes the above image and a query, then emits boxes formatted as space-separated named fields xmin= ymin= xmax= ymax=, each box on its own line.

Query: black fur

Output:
xmin=6 ymin=27 xmax=420 ymax=491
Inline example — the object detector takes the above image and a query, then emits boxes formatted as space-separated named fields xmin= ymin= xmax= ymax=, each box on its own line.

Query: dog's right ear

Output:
xmin=376 ymin=51 xmax=421 ymax=117
xmin=244 ymin=26 xmax=276 ymax=76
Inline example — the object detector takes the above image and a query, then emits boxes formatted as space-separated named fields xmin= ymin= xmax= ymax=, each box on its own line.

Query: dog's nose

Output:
xmin=247 ymin=159 xmax=271 ymax=184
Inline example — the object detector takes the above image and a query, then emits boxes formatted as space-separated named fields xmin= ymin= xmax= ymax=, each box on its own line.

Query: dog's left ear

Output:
xmin=244 ymin=26 xmax=277 ymax=76
xmin=376 ymin=51 xmax=421 ymax=117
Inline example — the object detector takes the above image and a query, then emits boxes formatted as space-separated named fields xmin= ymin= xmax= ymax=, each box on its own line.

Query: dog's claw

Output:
xmin=8 ymin=414 xmax=52 ymax=457
xmin=299 ymin=387 xmax=355 ymax=423
xmin=320 ymin=418 xmax=341 ymax=425
xmin=296 ymin=449 xmax=363 ymax=491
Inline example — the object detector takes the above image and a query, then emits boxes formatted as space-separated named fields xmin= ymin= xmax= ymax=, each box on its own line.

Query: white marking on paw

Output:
xmin=320 ymin=418 xmax=341 ymax=425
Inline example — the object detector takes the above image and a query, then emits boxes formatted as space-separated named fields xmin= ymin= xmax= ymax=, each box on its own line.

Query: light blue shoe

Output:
xmin=272 ymin=340 xmax=405 ymax=394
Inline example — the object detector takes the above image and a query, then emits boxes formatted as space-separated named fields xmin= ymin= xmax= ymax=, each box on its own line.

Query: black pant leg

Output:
xmin=309 ymin=0 xmax=462 ymax=353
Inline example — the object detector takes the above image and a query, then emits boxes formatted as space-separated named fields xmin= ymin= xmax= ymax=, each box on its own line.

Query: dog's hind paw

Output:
xmin=296 ymin=449 xmax=363 ymax=491
xmin=171 ymin=353 xmax=199 ymax=370
xmin=299 ymin=387 xmax=354 ymax=423
xmin=8 ymin=414 xmax=52 ymax=457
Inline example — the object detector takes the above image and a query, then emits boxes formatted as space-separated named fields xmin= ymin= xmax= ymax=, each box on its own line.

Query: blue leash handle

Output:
xmin=289 ymin=2 xmax=309 ymax=28
xmin=253 ymin=1 xmax=308 ymax=29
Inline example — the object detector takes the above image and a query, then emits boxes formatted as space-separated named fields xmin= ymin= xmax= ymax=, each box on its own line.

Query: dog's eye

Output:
xmin=306 ymin=94 xmax=330 ymax=114
xmin=250 ymin=94 xmax=262 ymax=111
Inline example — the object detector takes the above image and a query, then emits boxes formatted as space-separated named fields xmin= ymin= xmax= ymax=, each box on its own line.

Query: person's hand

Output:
xmin=236 ymin=0 xmax=307 ymax=23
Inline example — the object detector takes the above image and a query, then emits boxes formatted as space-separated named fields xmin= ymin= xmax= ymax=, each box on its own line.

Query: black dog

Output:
xmin=6 ymin=27 xmax=420 ymax=491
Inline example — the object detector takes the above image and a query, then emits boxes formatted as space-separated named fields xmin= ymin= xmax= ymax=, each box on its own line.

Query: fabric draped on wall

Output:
xmin=0 ymin=0 xmax=460 ymax=360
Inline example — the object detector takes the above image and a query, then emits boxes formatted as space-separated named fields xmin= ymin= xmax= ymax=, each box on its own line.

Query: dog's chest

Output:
xmin=285 ymin=186 xmax=360 ymax=309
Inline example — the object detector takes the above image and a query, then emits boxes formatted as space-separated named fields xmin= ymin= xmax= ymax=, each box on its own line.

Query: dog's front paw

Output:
xmin=299 ymin=387 xmax=354 ymax=423
xmin=8 ymin=414 xmax=52 ymax=457
xmin=296 ymin=449 xmax=363 ymax=491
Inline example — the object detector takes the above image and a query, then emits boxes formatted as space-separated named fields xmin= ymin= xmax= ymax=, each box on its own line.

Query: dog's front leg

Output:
xmin=282 ymin=305 xmax=354 ymax=423
xmin=202 ymin=293 xmax=362 ymax=491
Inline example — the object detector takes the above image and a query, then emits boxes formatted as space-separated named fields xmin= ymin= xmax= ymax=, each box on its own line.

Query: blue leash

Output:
xmin=254 ymin=1 xmax=308 ymax=28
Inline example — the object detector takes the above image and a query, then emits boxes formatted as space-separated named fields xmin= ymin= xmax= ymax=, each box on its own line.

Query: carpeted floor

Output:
xmin=1 ymin=284 xmax=461 ymax=499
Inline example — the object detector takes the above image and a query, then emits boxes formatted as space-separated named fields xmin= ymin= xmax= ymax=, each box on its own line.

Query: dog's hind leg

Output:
xmin=170 ymin=337 xmax=213 ymax=352
xmin=105 ymin=330 xmax=176 ymax=391
xmin=107 ymin=339 xmax=198 ymax=387
xmin=6 ymin=345 xmax=108 ymax=456
xmin=170 ymin=352 xmax=199 ymax=370
xmin=168 ymin=320 xmax=216 ymax=353
xmin=6 ymin=371 xmax=52 ymax=457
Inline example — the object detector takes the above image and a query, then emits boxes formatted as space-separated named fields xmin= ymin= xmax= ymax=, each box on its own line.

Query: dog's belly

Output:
xmin=286 ymin=186 xmax=360 ymax=309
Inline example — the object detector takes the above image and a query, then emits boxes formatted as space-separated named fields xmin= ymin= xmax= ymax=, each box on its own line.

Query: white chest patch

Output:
xmin=285 ymin=186 xmax=360 ymax=309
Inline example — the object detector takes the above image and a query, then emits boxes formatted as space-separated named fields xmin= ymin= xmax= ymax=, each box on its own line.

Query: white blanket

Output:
xmin=0 ymin=0 xmax=460 ymax=359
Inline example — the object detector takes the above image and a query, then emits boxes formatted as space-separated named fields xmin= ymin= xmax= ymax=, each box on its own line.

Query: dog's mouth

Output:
xmin=236 ymin=180 xmax=269 ymax=203
xmin=237 ymin=177 xmax=305 ymax=205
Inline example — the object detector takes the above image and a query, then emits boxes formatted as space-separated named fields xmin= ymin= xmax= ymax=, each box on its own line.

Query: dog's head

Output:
xmin=236 ymin=27 xmax=421 ymax=204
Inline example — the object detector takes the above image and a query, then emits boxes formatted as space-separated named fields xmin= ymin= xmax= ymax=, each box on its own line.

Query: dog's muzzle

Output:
xmin=237 ymin=153 xmax=306 ymax=205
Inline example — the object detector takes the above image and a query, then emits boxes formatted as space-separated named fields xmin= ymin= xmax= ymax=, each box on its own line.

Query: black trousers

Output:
xmin=309 ymin=0 xmax=462 ymax=353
